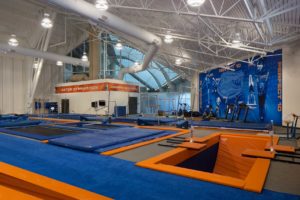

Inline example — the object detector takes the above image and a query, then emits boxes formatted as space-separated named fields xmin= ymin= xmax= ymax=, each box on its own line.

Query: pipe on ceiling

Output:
xmin=0 ymin=43 xmax=89 ymax=67
xmin=43 ymin=0 xmax=162 ymax=80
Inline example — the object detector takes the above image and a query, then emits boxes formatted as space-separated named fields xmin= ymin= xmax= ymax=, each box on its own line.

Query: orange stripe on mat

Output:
xmin=29 ymin=117 xmax=80 ymax=124
xmin=0 ymin=162 xmax=112 ymax=200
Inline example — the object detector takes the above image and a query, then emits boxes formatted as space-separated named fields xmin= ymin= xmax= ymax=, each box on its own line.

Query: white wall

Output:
xmin=0 ymin=54 xmax=32 ymax=114
xmin=56 ymin=79 xmax=140 ymax=115
xmin=282 ymin=40 xmax=300 ymax=127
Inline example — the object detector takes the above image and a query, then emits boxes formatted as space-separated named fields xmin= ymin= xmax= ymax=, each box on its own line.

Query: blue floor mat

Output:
xmin=112 ymin=117 xmax=138 ymax=123
xmin=94 ymin=130 xmax=176 ymax=153
xmin=48 ymin=127 xmax=166 ymax=152
xmin=0 ymin=133 xmax=298 ymax=200
xmin=137 ymin=118 xmax=179 ymax=126
xmin=54 ymin=122 xmax=132 ymax=130
xmin=0 ymin=120 xmax=41 ymax=128
xmin=192 ymin=120 xmax=271 ymax=130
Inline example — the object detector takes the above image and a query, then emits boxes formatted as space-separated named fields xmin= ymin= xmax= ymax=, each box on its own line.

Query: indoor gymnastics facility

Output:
xmin=0 ymin=0 xmax=300 ymax=199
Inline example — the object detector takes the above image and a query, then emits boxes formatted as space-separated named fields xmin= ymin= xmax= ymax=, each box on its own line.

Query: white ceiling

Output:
xmin=0 ymin=0 xmax=299 ymax=78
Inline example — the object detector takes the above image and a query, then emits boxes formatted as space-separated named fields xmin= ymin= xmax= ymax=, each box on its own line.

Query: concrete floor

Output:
xmin=112 ymin=127 xmax=300 ymax=195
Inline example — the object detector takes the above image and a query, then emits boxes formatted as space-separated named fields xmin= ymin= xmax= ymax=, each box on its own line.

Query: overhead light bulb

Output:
xmin=95 ymin=0 xmax=108 ymax=10
xmin=115 ymin=42 xmax=123 ymax=50
xmin=164 ymin=32 xmax=174 ymax=44
xmin=175 ymin=58 xmax=182 ymax=65
xmin=33 ymin=58 xmax=39 ymax=69
xmin=8 ymin=34 xmax=19 ymax=47
xmin=187 ymin=0 xmax=206 ymax=7
xmin=231 ymin=32 xmax=242 ymax=47
xmin=81 ymin=52 xmax=88 ymax=62
xmin=56 ymin=61 xmax=63 ymax=66
xmin=41 ymin=13 xmax=53 ymax=29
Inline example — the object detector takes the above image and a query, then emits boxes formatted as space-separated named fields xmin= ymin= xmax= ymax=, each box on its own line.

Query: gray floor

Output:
xmin=112 ymin=127 xmax=300 ymax=195
xmin=264 ymin=138 xmax=300 ymax=195
xmin=112 ymin=129 xmax=217 ymax=162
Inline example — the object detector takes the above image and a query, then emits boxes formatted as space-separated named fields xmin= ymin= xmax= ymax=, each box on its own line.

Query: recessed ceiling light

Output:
xmin=41 ymin=13 xmax=53 ymax=29
xmin=95 ymin=0 xmax=109 ymax=10
xmin=175 ymin=58 xmax=182 ymax=65
xmin=115 ymin=42 xmax=123 ymax=50
xmin=8 ymin=34 xmax=19 ymax=47
xmin=164 ymin=32 xmax=174 ymax=44
xmin=187 ymin=0 xmax=206 ymax=7
xmin=56 ymin=61 xmax=63 ymax=66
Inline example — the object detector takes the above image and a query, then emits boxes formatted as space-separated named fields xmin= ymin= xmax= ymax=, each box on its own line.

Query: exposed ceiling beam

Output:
xmin=109 ymin=5 xmax=263 ymax=23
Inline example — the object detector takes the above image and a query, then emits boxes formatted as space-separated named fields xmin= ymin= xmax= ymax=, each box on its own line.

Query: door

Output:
xmin=128 ymin=97 xmax=138 ymax=115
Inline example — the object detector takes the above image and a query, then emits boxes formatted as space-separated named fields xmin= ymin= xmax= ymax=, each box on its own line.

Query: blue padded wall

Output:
xmin=199 ymin=49 xmax=282 ymax=125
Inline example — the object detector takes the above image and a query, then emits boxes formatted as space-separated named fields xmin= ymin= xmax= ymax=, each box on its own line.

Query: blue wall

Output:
xmin=199 ymin=49 xmax=282 ymax=125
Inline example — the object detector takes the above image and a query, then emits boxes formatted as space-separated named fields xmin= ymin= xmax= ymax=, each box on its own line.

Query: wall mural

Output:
xmin=199 ymin=49 xmax=282 ymax=125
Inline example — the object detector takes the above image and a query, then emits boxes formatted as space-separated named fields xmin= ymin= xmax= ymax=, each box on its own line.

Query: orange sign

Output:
xmin=55 ymin=82 xmax=139 ymax=94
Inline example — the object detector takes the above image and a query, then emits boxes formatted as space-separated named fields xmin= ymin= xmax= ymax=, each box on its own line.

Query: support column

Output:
xmin=88 ymin=31 xmax=100 ymax=80
xmin=191 ymin=73 xmax=199 ymax=112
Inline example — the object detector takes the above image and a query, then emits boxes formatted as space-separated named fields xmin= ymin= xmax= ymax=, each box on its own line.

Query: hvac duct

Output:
xmin=43 ymin=0 xmax=162 ymax=79
xmin=0 ymin=43 xmax=89 ymax=67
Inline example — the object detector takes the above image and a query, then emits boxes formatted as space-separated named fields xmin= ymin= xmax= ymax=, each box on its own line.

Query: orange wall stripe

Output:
xmin=55 ymin=82 xmax=139 ymax=94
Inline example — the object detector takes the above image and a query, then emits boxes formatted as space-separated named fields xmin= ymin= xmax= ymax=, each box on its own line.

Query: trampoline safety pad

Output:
xmin=48 ymin=127 xmax=168 ymax=152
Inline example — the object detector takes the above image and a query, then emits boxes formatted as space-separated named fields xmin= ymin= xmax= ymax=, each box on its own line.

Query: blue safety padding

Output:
xmin=30 ymin=114 xmax=100 ymax=120
xmin=137 ymin=118 xmax=179 ymax=126
xmin=80 ymin=116 xmax=104 ymax=121
xmin=94 ymin=130 xmax=176 ymax=153
xmin=193 ymin=120 xmax=271 ymax=130
xmin=112 ymin=117 xmax=139 ymax=123
xmin=48 ymin=128 xmax=166 ymax=152
xmin=0 ymin=115 xmax=28 ymax=121
xmin=0 ymin=120 xmax=41 ymax=128
xmin=54 ymin=122 xmax=132 ymax=130
xmin=0 ymin=125 xmax=84 ymax=140
xmin=176 ymin=120 xmax=189 ymax=129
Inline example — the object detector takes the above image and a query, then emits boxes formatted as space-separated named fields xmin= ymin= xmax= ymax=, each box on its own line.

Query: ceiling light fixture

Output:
xmin=231 ymin=32 xmax=242 ymax=47
xmin=8 ymin=34 xmax=19 ymax=47
xmin=81 ymin=52 xmax=88 ymax=62
xmin=81 ymin=41 xmax=89 ymax=62
xmin=164 ymin=32 xmax=174 ymax=44
xmin=134 ymin=62 xmax=139 ymax=66
xmin=187 ymin=0 xmax=206 ymax=7
xmin=175 ymin=58 xmax=182 ymax=65
xmin=56 ymin=61 xmax=63 ymax=66
xmin=95 ymin=0 xmax=109 ymax=10
xmin=33 ymin=58 xmax=39 ymax=69
xmin=115 ymin=42 xmax=123 ymax=50
xmin=41 ymin=13 xmax=53 ymax=29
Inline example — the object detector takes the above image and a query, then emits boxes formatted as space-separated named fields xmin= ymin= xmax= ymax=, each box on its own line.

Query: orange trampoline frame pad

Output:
xmin=136 ymin=133 xmax=278 ymax=193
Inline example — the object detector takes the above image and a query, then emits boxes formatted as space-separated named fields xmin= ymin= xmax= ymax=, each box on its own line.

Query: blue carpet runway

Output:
xmin=0 ymin=133 xmax=298 ymax=200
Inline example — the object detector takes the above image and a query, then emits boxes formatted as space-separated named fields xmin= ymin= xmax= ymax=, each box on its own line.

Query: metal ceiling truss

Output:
xmin=106 ymin=0 xmax=300 ymax=72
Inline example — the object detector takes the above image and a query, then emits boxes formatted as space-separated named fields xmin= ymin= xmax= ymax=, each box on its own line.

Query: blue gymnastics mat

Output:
xmin=54 ymin=122 xmax=132 ymax=130
xmin=112 ymin=117 xmax=139 ymax=123
xmin=192 ymin=120 xmax=271 ymax=130
xmin=0 ymin=125 xmax=83 ymax=140
xmin=137 ymin=117 xmax=179 ymax=126
xmin=94 ymin=130 xmax=176 ymax=153
xmin=0 ymin=120 xmax=41 ymax=128
xmin=48 ymin=127 xmax=167 ymax=152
